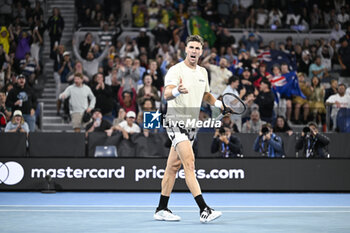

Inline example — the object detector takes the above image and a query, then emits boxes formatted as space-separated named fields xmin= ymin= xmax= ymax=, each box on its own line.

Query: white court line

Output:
xmin=0 ymin=209 xmax=350 ymax=213
xmin=1 ymin=205 xmax=350 ymax=208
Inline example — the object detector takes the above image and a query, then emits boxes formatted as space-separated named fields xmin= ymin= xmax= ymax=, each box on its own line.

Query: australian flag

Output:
xmin=270 ymin=71 xmax=305 ymax=103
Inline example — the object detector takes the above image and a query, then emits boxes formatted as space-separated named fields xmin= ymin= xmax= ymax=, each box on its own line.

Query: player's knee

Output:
xmin=183 ymin=160 xmax=195 ymax=172
xmin=171 ymin=161 xmax=181 ymax=173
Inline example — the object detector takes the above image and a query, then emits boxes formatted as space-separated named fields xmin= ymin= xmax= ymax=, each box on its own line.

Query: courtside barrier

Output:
xmin=1 ymin=132 xmax=350 ymax=158
xmin=0 ymin=158 xmax=349 ymax=191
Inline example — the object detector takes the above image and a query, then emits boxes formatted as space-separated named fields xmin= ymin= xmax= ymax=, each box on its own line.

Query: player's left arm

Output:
xmin=203 ymin=92 xmax=223 ymax=110
xmin=202 ymin=69 xmax=223 ymax=110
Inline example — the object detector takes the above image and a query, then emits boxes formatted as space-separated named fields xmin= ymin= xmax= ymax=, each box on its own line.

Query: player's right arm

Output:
xmin=164 ymin=78 xmax=188 ymax=100
xmin=164 ymin=66 xmax=188 ymax=101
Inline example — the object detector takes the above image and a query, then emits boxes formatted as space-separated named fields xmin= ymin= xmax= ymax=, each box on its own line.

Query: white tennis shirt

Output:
xmin=164 ymin=61 xmax=210 ymax=122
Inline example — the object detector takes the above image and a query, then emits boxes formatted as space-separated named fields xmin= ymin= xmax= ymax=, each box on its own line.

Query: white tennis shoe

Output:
xmin=154 ymin=208 xmax=181 ymax=221
xmin=200 ymin=207 xmax=222 ymax=223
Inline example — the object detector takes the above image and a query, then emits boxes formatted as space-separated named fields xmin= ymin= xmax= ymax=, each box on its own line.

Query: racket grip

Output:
xmin=215 ymin=113 xmax=224 ymax=121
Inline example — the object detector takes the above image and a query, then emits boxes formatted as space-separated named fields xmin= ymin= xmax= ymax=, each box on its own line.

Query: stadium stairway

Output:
xmin=39 ymin=0 xmax=76 ymax=132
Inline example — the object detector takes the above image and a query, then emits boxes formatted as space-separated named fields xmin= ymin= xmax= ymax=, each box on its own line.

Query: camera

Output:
xmin=302 ymin=126 xmax=310 ymax=134
xmin=261 ymin=126 xmax=269 ymax=135
xmin=218 ymin=127 xmax=226 ymax=136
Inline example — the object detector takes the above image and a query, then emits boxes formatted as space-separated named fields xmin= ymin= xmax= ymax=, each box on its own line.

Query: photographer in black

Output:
xmin=296 ymin=122 xmax=330 ymax=158
xmin=253 ymin=123 xmax=284 ymax=158
xmin=211 ymin=127 xmax=242 ymax=158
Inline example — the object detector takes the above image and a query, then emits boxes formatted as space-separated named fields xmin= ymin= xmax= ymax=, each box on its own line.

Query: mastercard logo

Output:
xmin=0 ymin=162 xmax=24 ymax=185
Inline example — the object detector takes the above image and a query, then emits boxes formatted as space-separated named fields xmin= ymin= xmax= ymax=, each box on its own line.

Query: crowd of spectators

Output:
xmin=76 ymin=0 xmax=350 ymax=31
xmin=0 ymin=1 xmax=49 ymax=132
xmin=1 ymin=0 xmax=350 ymax=156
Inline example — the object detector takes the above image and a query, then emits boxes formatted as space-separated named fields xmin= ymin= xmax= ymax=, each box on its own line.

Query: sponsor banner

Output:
xmin=0 ymin=158 xmax=350 ymax=191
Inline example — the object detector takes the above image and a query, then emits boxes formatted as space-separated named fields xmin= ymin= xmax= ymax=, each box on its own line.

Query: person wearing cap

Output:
xmin=241 ymin=31 xmax=263 ymax=55
xmin=106 ymin=110 xmax=140 ymax=138
xmin=85 ymin=108 xmax=112 ymax=137
xmin=5 ymin=110 xmax=29 ymax=133
xmin=58 ymin=51 xmax=74 ymax=84
xmin=59 ymin=72 xmax=96 ymax=132
xmin=6 ymin=74 xmax=37 ymax=132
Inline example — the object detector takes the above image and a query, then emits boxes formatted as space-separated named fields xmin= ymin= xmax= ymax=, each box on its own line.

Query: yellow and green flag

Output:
xmin=187 ymin=16 xmax=216 ymax=47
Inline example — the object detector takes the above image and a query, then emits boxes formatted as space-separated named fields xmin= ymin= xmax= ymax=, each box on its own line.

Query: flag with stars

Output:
xmin=187 ymin=16 xmax=216 ymax=47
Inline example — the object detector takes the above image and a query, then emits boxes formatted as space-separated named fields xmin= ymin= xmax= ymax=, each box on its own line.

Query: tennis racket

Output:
xmin=216 ymin=93 xmax=247 ymax=120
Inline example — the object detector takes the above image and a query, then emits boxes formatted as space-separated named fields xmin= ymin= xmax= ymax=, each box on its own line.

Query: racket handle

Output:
xmin=215 ymin=113 xmax=224 ymax=121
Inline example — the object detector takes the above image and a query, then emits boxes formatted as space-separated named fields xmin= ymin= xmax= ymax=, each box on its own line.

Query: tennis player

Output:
xmin=154 ymin=35 xmax=224 ymax=223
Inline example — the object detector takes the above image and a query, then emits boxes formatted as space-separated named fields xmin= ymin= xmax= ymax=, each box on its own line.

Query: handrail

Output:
xmin=75 ymin=26 xmax=332 ymax=34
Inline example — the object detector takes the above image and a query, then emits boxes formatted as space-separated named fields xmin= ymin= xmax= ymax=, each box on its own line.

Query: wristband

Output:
xmin=172 ymin=87 xmax=180 ymax=97
xmin=214 ymin=100 xmax=223 ymax=109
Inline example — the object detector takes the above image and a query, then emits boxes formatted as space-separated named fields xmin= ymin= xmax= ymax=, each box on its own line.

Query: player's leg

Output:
xmin=176 ymin=140 xmax=222 ymax=223
xmin=161 ymin=147 xmax=182 ymax=196
xmin=154 ymin=147 xmax=182 ymax=221
xmin=175 ymin=140 xmax=201 ymax=196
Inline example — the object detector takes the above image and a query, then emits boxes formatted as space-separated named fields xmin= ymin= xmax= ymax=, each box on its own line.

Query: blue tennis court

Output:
xmin=1 ymin=192 xmax=350 ymax=233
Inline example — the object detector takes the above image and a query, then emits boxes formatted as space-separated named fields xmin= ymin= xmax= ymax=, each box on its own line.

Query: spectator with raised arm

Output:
xmin=73 ymin=39 xmax=109 ymax=79
xmin=202 ymin=53 xmax=232 ymax=97
xmin=120 ymin=39 xmax=139 ymax=59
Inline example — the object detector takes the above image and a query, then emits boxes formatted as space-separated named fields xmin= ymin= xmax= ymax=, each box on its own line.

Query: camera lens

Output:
xmin=303 ymin=126 xmax=310 ymax=133
xmin=261 ymin=127 xmax=269 ymax=135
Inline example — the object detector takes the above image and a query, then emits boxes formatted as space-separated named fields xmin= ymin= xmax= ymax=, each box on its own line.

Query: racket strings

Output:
xmin=223 ymin=95 xmax=246 ymax=114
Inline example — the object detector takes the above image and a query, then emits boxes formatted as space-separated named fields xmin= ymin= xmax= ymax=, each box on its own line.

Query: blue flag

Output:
xmin=271 ymin=71 xmax=305 ymax=103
